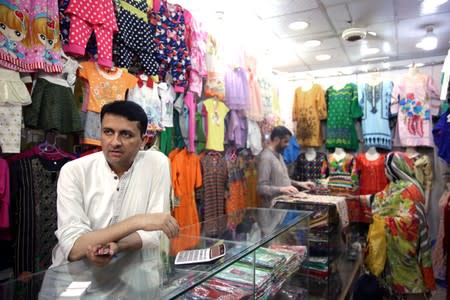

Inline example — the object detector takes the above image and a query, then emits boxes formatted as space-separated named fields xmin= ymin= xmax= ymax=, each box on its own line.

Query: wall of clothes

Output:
xmin=0 ymin=0 xmax=284 ymax=286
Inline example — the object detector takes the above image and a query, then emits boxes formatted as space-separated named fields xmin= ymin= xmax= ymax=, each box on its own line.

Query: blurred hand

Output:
xmin=298 ymin=181 xmax=315 ymax=190
xmin=280 ymin=186 xmax=299 ymax=195
xmin=86 ymin=242 xmax=118 ymax=267
xmin=292 ymin=192 xmax=308 ymax=199
xmin=138 ymin=213 xmax=179 ymax=238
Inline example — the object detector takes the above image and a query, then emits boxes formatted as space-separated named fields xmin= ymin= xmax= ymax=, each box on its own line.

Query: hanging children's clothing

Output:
xmin=170 ymin=148 xmax=202 ymax=254
xmin=150 ymin=0 xmax=190 ymax=91
xmin=201 ymin=151 xmax=228 ymax=236
xmin=225 ymin=110 xmax=248 ymax=149
xmin=0 ymin=157 xmax=10 ymax=240
xmin=326 ymin=83 xmax=362 ymax=151
xmin=245 ymin=54 xmax=264 ymax=121
xmin=203 ymin=98 xmax=229 ymax=151
xmin=158 ymin=82 xmax=176 ymax=128
xmin=24 ymin=78 xmax=83 ymax=133
xmin=0 ymin=67 xmax=32 ymax=105
xmin=247 ymin=120 xmax=263 ymax=155
xmin=127 ymin=75 xmax=163 ymax=132
xmin=114 ymin=0 xmax=158 ymax=75
xmin=292 ymin=84 xmax=327 ymax=147
xmin=358 ymin=81 xmax=393 ymax=149
xmin=65 ymin=0 xmax=118 ymax=68
xmin=187 ymin=15 xmax=207 ymax=97
xmin=204 ymin=33 xmax=225 ymax=100
xmin=0 ymin=0 xmax=63 ymax=72
xmin=391 ymin=71 xmax=441 ymax=147
xmin=79 ymin=61 xmax=137 ymax=113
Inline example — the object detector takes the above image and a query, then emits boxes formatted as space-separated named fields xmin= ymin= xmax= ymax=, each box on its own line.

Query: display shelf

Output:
xmin=273 ymin=197 xmax=361 ymax=300
xmin=0 ymin=208 xmax=311 ymax=300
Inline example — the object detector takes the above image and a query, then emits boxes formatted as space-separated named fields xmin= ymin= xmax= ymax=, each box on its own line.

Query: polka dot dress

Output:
xmin=114 ymin=0 xmax=159 ymax=75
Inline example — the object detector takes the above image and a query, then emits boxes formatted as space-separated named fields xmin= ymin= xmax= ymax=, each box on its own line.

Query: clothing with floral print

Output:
xmin=391 ymin=72 xmax=440 ymax=147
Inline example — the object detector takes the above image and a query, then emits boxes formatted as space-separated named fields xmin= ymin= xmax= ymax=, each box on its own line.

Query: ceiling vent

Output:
xmin=341 ymin=27 xmax=367 ymax=42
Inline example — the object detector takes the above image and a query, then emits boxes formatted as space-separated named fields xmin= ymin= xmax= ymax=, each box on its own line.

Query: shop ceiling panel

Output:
xmin=321 ymin=0 xmax=353 ymax=6
xmin=256 ymin=0 xmax=319 ymax=20
xmin=326 ymin=4 xmax=353 ymax=31
xmin=395 ymin=0 xmax=450 ymax=19
xmin=298 ymin=47 xmax=350 ymax=66
xmin=272 ymin=52 xmax=306 ymax=69
xmin=294 ymin=37 xmax=342 ymax=52
xmin=275 ymin=64 xmax=311 ymax=73
xmin=264 ymin=9 xmax=334 ymax=39
xmin=344 ymin=40 xmax=398 ymax=63
xmin=347 ymin=0 xmax=395 ymax=27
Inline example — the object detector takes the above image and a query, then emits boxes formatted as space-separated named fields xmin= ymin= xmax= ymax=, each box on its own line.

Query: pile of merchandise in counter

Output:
xmin=184 ymin=245 xmax=307 ymax=299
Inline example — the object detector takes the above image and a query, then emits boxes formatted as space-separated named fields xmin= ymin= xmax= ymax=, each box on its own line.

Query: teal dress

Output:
xmin=325 ymin=83 xmax=362 ymax=151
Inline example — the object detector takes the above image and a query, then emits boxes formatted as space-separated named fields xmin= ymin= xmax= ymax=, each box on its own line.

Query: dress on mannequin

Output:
xmin=292 ymin=148 xmax=328 ymax=182
xmin=292 ymin=81 xmax=327 ymax=147
xmin=356 ymin=147 xmax=388 ymax=197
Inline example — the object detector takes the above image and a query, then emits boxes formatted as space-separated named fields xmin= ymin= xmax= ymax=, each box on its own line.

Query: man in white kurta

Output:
xmin=52 ymin=101 xmax=178 ymax=267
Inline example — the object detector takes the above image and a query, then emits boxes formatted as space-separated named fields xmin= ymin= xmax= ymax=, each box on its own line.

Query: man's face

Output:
xmin=274 ymin=135 xmax=290 ymax=153
xmin=101 ymin=114 xmax=144 ymax=174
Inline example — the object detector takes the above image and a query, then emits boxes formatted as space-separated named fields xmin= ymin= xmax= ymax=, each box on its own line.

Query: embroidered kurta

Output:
xmin=356 ymin=153 xmax=388 ymax=196
xmin=325 ymin=83 xmax=362 ymax=151
xmin=292 ymin=84 xmax=327 ymax=147
xmin=293 ymin=152 xmax=328 ymax=182
xmin=358 ymin=81 xmax=393 ymax=149
xmin=391 ymin=72 xmax=441 ymax=147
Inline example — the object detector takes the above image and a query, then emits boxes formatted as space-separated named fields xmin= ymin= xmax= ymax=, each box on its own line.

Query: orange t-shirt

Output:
xmin=79 ymin=62 xmax=137 ymax=113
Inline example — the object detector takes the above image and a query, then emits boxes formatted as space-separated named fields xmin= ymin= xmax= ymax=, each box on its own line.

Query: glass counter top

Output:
xmin=0 ymin=208 xmax=311 ymax=299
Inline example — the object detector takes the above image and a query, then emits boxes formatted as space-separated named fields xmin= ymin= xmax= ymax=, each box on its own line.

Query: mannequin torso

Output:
xmin=365 ymin=147 xmax=380 ymax=161
xmin=332 ymin=147 xmax=346 ymax=161
xmin=304 ymin=147 xmax=317 ymax=161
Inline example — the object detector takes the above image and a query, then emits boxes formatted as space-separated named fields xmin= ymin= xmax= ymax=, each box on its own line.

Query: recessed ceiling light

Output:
xmin=383 ymin=42 xmax=391 ymax=52
xmin=416 ymin=27 xmax=438 ymax=50
xmin=303 ymin=40 xmax=321 ymax=48
xmin=408 ymin=62 xmax=425 ymax=68
xmin=361 ymin=47 xmax=380 ymax=56
xmin=367 ymin=31 xmax=377 ymax=36
xmin=315 ymin=54 xmax=331 ymax=61
xmin=382 ymin=62 xmax=391 ymax=69
xmin=288 ymin=21 xmax=309 ymax=31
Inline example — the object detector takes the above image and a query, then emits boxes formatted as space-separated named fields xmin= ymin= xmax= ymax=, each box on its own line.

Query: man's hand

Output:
xmin=292 ymin=192 xmax=308 ymax=199
xmin=86 ymin=242 xmax=118 ymax=267
xmin=280 ymin=186 xmax=299 ymax=195
xmin=297 ymin=181 xmax=316 ymax=190
xmin=138 ymin=213 xmax=179 ymax=238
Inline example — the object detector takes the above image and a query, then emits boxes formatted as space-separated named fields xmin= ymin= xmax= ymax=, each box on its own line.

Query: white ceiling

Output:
xmin=173 ymin=0 xmax=450 ymax=73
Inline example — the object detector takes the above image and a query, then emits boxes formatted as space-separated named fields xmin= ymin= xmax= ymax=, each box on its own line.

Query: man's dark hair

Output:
xmin=270 ymin=126 xmax=292 ymax=141
xmin=100 ymin=101 xmax=148 ymax=136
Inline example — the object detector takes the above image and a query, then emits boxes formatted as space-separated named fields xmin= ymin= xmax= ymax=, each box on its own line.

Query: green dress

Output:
xmin=325 ymin=83 xmax=362 ymax=151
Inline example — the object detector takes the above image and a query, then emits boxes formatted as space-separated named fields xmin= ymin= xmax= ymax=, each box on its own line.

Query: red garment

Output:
xmin=356 ymin=153 xmax=388 ymax=195
xmin=6 ymin=145 xmax=77 ymax=162
xmin=0 ymin=158 xmax=10 ymax=240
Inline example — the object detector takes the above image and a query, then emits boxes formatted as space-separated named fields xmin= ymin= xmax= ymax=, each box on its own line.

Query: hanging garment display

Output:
xmin=0 ymin=0 xmax=63 ymax=72
xmin=325 ymin=83 xmax=362 ymax=151
xmin=65 ymin=0 xmax=118 ymax=68
xmin=292 ymin=84 xmax=327 ymax=147
xmin=356 ymin=153 xmax=388 ymax=196
xmin=433 ymin=110 xmax=450 ymax=163
xmin=391 ymin=71 xmax=440 ymax=147
xmin=358 ymin=81 xmax=393 ymax=149
xmin=293 ymin=152 xmax=328 ymax=182
xmin=203 ymin=98 xmax=229 ymax=151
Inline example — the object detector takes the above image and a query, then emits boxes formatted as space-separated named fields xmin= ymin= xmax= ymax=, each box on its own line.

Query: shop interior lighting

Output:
xmin=288 ymin=21 xmax=309 ymax=31
xmin=303 ymin=40 xmax=321 ymax=48
xmin=315 ymin=54 xmax=331 ymax=61
xmin=416 ymin=26 xmax=438 ymax=51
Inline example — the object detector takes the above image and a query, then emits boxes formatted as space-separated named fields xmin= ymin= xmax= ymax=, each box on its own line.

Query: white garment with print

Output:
xmin=247 ymin=119 xmax=262 ymax=155
xmin=158 ymin=83 xmax=176 ymax=128
xmin=0 ymin=104 xmax=22 ymax=153
xmin=128 ymin=84 xmax=163 ymax=132
xmin=0 ymin=67 xmax=31 ymax=105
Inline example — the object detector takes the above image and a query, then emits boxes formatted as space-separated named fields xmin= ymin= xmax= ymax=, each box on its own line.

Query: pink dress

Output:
xmin=0 ymin=157 xmax=10 ymax=240
xmin=391 ymin=72 xmax=441 ymax=147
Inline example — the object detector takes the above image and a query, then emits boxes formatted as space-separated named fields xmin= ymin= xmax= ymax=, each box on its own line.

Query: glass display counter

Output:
xmin=0 ymin=208 xmax=311 ymax=299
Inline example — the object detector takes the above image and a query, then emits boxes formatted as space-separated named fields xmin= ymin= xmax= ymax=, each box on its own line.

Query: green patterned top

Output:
xmin=325 ymin=83 xmax=362 ymax=151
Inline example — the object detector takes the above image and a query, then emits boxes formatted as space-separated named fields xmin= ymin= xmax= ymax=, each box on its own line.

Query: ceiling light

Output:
xmin=408 ymin=63 xmax=425 ymax=68
xmin=382 ymin=62 xmax=391 ymax=69
xmin=360 ymin=65 xmax=369 ymax=72
xmin=361 ymin=56 xmax=390 ymax=62
xmin=361 ymin=43 xmax=381 ymax=56
xmin=422 ymin=0 xmax=448 ymax=14
xmin=315 ymin=54 xmax=331 ymax=61
xmin=423 ymin=0 xmax=448 ymax=6
xmin=303 ymin=40 xmax=321 ymax=48
xmin=367 ymin=31 xmax=377 ymax=36
xmin=288 ymin=21 xmax=309 ymax=31
xmin=416 ymin=26 xmax=438 ymax=50
xmin=383 ymin=41 xmax=391 ymax=52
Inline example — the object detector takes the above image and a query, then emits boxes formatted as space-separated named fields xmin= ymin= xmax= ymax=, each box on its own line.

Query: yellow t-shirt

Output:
xmin=203 ymin=98 xmax=229 ymax=151
xmin=79 ymin=62 xmax=137 ymax=113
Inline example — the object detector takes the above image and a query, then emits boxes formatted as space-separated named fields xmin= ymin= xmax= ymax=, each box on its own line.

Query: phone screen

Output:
xmin=210 ymin=244 xmax=225 ymax=258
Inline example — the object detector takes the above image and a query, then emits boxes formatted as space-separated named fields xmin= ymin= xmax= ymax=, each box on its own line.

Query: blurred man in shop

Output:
xmin=51 ymin=101 xmax=179 ymax=267
xmin=257 ymin=126 xmax=315 ymax=208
